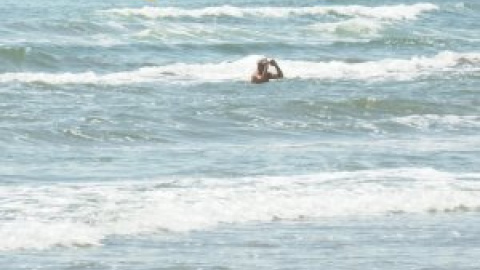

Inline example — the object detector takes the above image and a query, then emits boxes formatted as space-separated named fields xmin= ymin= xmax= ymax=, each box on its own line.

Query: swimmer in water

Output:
xmin=251 ymin=58 xmax=283 ymax=84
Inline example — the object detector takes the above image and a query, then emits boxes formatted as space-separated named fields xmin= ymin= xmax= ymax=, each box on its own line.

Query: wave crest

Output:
xmin=1 ymin=168 xmax=479 ymax=251
xmin=0 ymin=51 xmax=478 ymax=85
xmin=103 ymin=3 xmax=438 ymax=20
xmin=308 ymin=18 xmax=387 ymax=36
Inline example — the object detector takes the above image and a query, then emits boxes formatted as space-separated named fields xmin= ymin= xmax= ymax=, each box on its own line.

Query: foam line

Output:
xmin=1 ymin=168 xmax=480 ymax=251
xmin=103 ymin=3 xmax=438 ymax=20
xmin=392 ymin=115 xmax=480 ymax=130
xmin=0 ymin=51 xmax=478 ymax=85
xmin=308 ymin=18 xmax=387 ymax=36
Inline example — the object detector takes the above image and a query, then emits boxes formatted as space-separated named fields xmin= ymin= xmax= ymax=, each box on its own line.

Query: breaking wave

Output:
xmin=103 ymin=3 xmax=438 ymax=20
xmin=308 ymin=18 xmax=387 ymax=36
xmin=1 ymin=167 xmax=479 ymax=251
xmin=0 ymin=51 xmax=478 ymax=85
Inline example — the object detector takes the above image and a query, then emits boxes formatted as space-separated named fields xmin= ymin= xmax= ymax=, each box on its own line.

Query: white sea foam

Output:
xmin=282 ymin=51 xmax=480 ymax=81
xmin=393 ymin=115 xmax=480 ymax=130
xmin=0 ymin=51 xmax=478 ymax=85
xmin=308 ymin=18 xmax=387 ymax=36
xmin=103 ymin=3 xmax=438 ymax=20
xmin=1 ymin=167 xmax=480 ymax=251
xmin=1 ymin=221 xmax=103 ymax=251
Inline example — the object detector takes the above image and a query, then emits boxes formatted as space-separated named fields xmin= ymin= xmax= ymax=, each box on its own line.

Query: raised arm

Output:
xmin=269 ymin=59 xmax=283 ymax=79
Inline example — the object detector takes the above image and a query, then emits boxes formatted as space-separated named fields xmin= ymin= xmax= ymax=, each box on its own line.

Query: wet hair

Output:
xmin=257 ymin=58 xmax=268 ymax=72
xmin=257 ymin=58 xmax=268 ymax=65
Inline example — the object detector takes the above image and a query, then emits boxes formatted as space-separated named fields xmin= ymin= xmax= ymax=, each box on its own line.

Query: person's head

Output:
xmin=257 ymin=58 xmax=269 ymax=72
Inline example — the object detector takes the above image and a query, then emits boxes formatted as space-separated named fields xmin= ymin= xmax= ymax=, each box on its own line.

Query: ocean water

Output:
xmin=1 ymin=0 xmax=479 ymax=269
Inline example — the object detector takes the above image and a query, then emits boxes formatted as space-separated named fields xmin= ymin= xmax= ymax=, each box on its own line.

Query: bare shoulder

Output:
xmin=251 ymin=72 xmax=270 ymax=84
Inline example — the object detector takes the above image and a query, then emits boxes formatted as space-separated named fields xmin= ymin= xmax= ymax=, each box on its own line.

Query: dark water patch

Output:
xmin=0 ymin=46 xmax=65 ymax=72
xmin=0 ymin=46 xmax=30 ymax=63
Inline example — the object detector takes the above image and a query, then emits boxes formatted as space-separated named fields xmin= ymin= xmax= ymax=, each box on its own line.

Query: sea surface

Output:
xmin=1 ymin=0 xmax=479 ymax=269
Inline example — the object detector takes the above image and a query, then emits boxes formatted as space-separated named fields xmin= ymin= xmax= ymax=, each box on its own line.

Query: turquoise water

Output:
xmin=1 ymin=0 xmax=479 ymax=269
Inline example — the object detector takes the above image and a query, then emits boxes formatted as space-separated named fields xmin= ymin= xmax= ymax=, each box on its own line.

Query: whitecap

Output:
xmin=102 ymin=3 xmax=438 ymax=21
xmin=1 ymin=167 xmax=480 ymax=251
xmin=308 ymin=18 xmax=387 ymax=36
xmin=0 ymin=51 xmax=478 ymax=85
xmin=392 ymin=115 xmax=480 ymax=130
